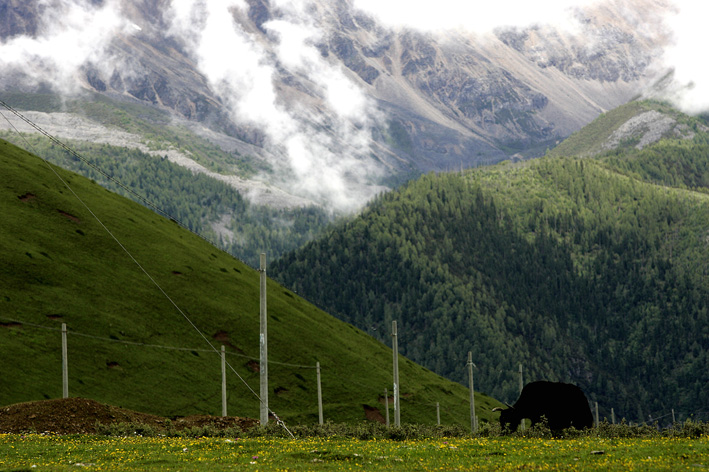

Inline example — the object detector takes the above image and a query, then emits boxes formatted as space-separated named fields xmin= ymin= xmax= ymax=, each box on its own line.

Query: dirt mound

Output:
xmin=0 ymin=397 xmax=257 ymax=435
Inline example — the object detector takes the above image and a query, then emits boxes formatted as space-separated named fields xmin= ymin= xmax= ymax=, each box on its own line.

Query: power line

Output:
xmin=0 ymin=99 xmax=254 ymax=269
xmin=0 ymin=102 xmax=294 ymax=437
xmin=0 ymin=316 xmax=317 ymax=368
xmin=0 ymin=100 xmax=183 ymax=226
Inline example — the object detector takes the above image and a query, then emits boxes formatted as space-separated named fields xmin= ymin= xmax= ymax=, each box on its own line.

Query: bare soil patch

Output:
xmin=0 ymin=397 xmax=256 ymax=435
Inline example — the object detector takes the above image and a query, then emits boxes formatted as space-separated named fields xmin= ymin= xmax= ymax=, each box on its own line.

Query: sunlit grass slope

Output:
xmin=546 ymin=100 xmax=699 ymax=158
xmin=0 ymin=138 xmax=499 ymax=426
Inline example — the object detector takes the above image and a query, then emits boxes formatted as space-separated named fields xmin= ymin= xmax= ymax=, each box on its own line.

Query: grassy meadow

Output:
xmin=1 ymin=433 xmax=707 ymax=471
xmin=0 ymin=136 xmax=501 ymax=425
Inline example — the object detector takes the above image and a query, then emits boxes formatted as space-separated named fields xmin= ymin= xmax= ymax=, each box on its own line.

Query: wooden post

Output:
xmin=392 ymin=321 xmax=400 ymax=427
xmin=436 ymin=402 xmax=441 ymax=426
xmin=672 ymin=409 xmax=676 ymax=424
xmin=385 ymin=388 xmax=390 ymax=427
xmin=62 ymin=323 xmax=68 ymax=399
xmin=595 ymin=402 xmax=599 ymax=428
xmin=259 ymin=253 xmax=268 ymax=426
xmin=518 ymin=363 xmax=524 ymax=431
xmin=611 ymin=408 xmax=616 ymax=425
xmin=221 ymin=345 xmax=227 ymax=417
xmin=468 ymin=352 xmax=477 ymax=433
xmin=316 ymin=362 xmax=323 ymax=425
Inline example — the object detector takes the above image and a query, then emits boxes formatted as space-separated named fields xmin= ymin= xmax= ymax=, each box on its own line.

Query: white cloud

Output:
xmin=6 ymin=0 xmax=707 ymax=213
xmin=166 ymin=0 xmax=384 ymax=212
xmin=660 ymin=1 xmax=709 ymax=113
xmin=0 ymin=0 xmax=384 ymax=213
xmin=0 ymin=0 xmax=132 ymax=93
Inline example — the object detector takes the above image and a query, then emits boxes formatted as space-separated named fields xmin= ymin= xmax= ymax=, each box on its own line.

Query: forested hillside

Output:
xmin=0 ymin=131 xmax=330 ymax=267
xmin=271 ymin=108 xmax=709 ymax=423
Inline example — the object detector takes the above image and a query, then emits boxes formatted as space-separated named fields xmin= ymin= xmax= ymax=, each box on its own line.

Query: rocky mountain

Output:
xmin=0 ymin=0 xmax=668 ymax=210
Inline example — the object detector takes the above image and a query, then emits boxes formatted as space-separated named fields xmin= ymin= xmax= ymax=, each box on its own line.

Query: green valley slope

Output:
xmin=0 ymin=93 xmax=331 ymax=268
xmin=0 ymin=139 xmax=499 ymax=426
xmin=270 ymin=101 xmax=709 ymax=424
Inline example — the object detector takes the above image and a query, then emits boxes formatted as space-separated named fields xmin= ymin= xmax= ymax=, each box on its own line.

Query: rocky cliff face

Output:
xmin=0 ymin=0 xmax=668 ymax=208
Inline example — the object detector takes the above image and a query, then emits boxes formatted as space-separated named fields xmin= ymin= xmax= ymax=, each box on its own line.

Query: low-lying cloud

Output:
xmin=166 ymin=0 xmax=384 ymax=212
xmin=659 ymin=1 xmax=709 ymax=114
xmin=1 ymin=0 xmax=707 ymax=214
xmin=0 ymin=0 xmax=133 ymax=94
xmin=1 ymin=0 xmax=385 ymax=213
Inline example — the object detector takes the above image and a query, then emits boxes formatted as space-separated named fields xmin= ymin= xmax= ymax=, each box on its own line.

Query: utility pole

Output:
xmin=392 ymin=321 xmax=400 ymax=427
xmin=221 ymin=345 xmax=227 ymax=417
xmin=468 ymin=352 xmax=477 ymax=432
xmin=62 ymin=323 xmax=68 ymax=399
xmin=259 ymin=253 xmax=268 ymax=425
xmin=316 ymin=362 xmax=323 ymax=425
xmin=519 ymin=363 xmax=524 ymax=431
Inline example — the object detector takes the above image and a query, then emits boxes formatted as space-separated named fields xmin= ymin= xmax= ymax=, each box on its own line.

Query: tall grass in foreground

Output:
xmin=1 ymin=431 xmax=707 ymax=471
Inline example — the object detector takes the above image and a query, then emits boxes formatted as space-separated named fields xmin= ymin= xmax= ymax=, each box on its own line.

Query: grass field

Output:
xmin=1 ymin=433 xmax=707 ymax=471
xmin=1 ymin=138 xmax=501 ymax=425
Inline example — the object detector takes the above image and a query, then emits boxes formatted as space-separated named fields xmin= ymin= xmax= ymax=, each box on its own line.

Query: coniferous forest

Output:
xmin=0 ymin=132 xmax=330 ymax=267
xmin=270 ymin=108 xmax=709 ymax=424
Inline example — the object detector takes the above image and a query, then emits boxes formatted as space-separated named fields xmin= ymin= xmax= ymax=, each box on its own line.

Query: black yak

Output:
xmin=493 ymin=381 xmax=593 ymax=433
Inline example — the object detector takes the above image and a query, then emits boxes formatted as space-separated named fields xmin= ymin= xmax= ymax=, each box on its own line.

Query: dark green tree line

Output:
xmin=271 ymin=146 xmax=709 ymax=423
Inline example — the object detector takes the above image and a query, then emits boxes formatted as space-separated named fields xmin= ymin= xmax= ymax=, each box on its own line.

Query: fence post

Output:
xmin=595 ymin=402 xmax=599 ymax=428
xmin=385 ymin=388 xmax=390 ymax=427
xmin=259 ymin=253 xmax=268 ymax=426
xmin=316 ymin=362 xmax=323 ymax=425
xmin=436 ymin=402 xmax=441 ymax=426
xmin=468 ymin=352 xmax=477 ymax=433
xmin=612 ymin=407 xmax=616 ymax=424
xmin=672 ymin=409 xmax=676 ymax=424
xmin=62 ymin=323 xmax=68 ymax=399
xmin=518 ymin=363 xmax=524 ymax=430
xmin=221 ymin=345 xmax=227 ymax=417
xmin=392 ymin=321 xmax=400 ymax=427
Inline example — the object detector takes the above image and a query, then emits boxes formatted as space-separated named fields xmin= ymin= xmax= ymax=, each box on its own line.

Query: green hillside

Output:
xmin=271 ymin=104 xmax=709 ymax=424
xmin=0 ymin=92 xmax=332 ymax=268
xmin=0 ymin=139 xmax=499 ymax=427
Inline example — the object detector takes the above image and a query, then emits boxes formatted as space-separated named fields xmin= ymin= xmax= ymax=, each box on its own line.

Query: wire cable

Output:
xmin=0 ymin=316 xmax=318 ymax=368
xmin=0 ymin=102 xmax=295 ymax=437
xmin=0 ymin=100 xmax=184 ymax=227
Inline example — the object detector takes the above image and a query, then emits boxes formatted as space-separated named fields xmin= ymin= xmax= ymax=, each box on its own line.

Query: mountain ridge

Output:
xmin=0 ymin=0 xmax=668 ymax=211
xmin=270 ymin=101 xmax=709 ymax=423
